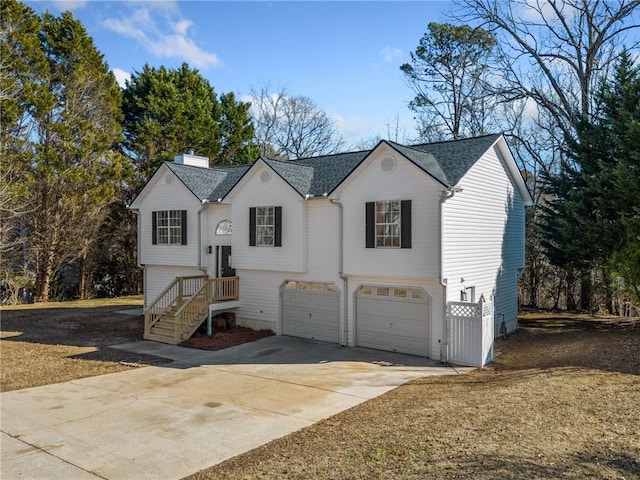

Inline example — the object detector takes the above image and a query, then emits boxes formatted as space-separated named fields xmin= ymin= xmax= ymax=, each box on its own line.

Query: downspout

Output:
xmin=198 ymin=199 xmax=210 ymax=274
xmin=330 ymin=197 xmax=348 ymax=346
xmin=439 ymin=187 xmax=462 ymax=363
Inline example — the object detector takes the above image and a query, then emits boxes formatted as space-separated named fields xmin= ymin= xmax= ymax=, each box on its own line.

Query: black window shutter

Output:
xmin=274 ymin=206 xmax=282 ymax=247
xmin=181 ymin=210 xmax=188 ymax=245
xmin=365 ymin=202 xmax=375 ymax=248
xmin=152 ymin=211 xmax=157 ymax=245
xmin=401 ymin=200 xmax=412 ymax=249
xmin=249 ymin=207 xmax=256 ymax=246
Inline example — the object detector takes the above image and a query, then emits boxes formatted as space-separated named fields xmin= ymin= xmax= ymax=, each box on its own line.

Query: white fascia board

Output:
xmin=491 ymin=135 xmax=535 ymax=206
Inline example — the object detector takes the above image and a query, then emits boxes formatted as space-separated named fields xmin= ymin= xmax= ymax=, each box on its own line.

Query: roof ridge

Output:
xmin=406 ymin=132 xmax=502 ymax=149
xmin=288 ymin=147 xmax=373 ymax=162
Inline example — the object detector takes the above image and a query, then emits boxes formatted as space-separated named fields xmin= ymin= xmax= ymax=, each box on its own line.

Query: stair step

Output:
xmin=150 ymin=327 xmax=175 ymax=336
xmin=154 ymin=319 xmax=175 ymax=328
xmin=143 ymin=332 xmax=178 ymax=345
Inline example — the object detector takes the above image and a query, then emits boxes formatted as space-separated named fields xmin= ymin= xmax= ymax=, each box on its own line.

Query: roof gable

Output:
xmin=131 ymin=133 xmax=532 ymax=207
xmin=387 ymin=133 xmax=503 ymax=187
xmin=165 ymin=162 xmax=250 ymax=202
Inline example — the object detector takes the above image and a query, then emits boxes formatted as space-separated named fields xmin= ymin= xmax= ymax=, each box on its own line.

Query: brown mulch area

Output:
xmin=186 ymin=312 xmax=640 ymax=480
xmin=181 ymin=326 xmax=274 ymax=350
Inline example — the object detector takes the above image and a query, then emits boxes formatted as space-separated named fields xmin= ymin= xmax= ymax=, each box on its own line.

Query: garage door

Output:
xmin=282 ymin=281 xmax=340 ymax=343
xmin=356 ymin=285 xmax=430 ymax=357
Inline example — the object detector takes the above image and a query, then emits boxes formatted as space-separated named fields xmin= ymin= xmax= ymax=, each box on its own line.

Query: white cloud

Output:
xmin=380 ymin=46 xmax=402 ymax=63
xmin=519 ymin=0 xmax=576 ymax=22
xmin=112 ymin=68 xmax=131 ymax=88
xmin=332 ymin=114 xmax=371 ymax=139
xmin=171 ymin=19 xmax=193 ymax=36
xmin=102 ymin=6 xmax=222 ymax=69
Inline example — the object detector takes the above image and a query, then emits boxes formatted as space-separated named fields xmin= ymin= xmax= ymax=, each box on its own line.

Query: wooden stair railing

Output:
xmin=144 ymin=276 xmax=240 ymax=345
xmin=144 ymin=275 xmax=208 ymax=336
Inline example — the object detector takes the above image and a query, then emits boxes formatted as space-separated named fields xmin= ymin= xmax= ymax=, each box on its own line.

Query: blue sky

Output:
xmin=26 ymin=1 xmax=453 ymax=147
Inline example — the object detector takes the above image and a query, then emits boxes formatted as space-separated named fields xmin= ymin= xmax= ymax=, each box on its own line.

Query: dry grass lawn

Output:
xmin=2 ymin=303 xmax=638 ymax=479
xmin=186 ymin=312 xmax=640 ymax=480
xmin=0 ymin=297 xmax=170 ymax=392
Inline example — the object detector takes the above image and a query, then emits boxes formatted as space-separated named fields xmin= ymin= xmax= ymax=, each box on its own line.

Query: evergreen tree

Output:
xmin=2 ymin=2 xmax=129 ymax=302
xmin=541 ymin=51 xmax=640 ymax=308
xmin=121 ymin=63 xmax=257 ymax=185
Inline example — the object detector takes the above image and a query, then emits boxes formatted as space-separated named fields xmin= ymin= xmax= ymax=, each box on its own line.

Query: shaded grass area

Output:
xmin=186 ymin=313 xmax=640 ymax=480
xmin=0 ymin=297 xmax=170 ymax=392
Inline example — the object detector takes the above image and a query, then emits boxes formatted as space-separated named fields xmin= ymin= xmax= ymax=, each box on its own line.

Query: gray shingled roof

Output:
xmin=166 ymin=134 xmax=502 ymax=200
xmin=389 ymin=133 xmax=502 ymax=187
xmin=165 ymin=162 xmax=250 ymax=201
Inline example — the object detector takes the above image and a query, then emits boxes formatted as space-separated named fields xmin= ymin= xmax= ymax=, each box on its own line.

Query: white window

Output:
xmin=366 ymin=200 xmax=411 ymax=249
xmin=256 ymin=206 xmax=274 ymax=246
xmin=250 ymin=206 xmax=281 ymax=247
xmin=376 ymin=200 xmax=401 ymax=248
xmin=215 ymin=219 xmax=232 ymax=236
xmin=153 ymin=210 xmax=185 ymax=245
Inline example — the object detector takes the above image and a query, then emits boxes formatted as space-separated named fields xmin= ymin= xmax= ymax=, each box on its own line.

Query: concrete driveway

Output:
xmin=1 ymin=336 xmax=470 ymax=480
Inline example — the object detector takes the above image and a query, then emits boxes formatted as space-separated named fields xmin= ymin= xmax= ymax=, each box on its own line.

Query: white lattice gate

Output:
xmin=447 ymin=297 xmax=494 ymax=367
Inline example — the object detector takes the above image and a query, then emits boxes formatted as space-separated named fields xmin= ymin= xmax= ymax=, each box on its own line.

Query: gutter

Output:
xmin=330 ymin=198 xmax=348 ymax=346
xmin=438 ymin=187 xmax=462 ymax=363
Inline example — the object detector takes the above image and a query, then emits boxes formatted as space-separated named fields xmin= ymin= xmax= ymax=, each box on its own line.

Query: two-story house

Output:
xmin=129 ymin=134 xmax=533 ymax=366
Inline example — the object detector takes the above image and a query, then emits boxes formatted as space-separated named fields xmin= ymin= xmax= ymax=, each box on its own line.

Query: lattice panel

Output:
xmin=449 ymin=302 xmax=481 ymax=319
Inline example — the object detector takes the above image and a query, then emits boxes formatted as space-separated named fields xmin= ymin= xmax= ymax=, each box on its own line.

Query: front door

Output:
xmin=221 ymin=245 xmax=235 ymax=277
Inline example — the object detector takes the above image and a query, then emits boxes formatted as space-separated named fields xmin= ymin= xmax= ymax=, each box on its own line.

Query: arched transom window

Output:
xmin=216 ymin=219 xmax=232 ymax=236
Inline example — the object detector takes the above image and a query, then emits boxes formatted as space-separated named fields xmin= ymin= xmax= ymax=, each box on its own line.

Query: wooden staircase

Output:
xmin=144 ymin=276 xmax=239 ymax=345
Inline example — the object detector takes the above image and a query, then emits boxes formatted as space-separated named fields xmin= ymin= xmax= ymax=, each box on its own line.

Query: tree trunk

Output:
xmin=580 ymin=270 xmax=591 ymax=311
xmin=78 ymin=251 xmax=89 ymax=300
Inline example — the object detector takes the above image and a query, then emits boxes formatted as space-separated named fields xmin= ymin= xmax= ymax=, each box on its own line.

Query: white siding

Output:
xmin=136 ymin=166 xmax=202 ymax=267
xmin=230 ymin=165 xmax=306 ymax=273
xmin=237 ymin=200 xmax=343 ymax=337
xmin=204 ymin=205 xmax=232 ymax=276
xmin=442 ymin=145 xmax=526 ymax=334
xmin=143 ymin=265 xmax=205 ymax=308
xmin=306 ymin=200 xmax=340 ymax=279
xmin=338 ymin=147 xmax=442 ymax=279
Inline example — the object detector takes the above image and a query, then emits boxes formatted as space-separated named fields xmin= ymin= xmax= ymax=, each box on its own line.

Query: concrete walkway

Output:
xmin=1 ymin=336 xmax=471 ymax=480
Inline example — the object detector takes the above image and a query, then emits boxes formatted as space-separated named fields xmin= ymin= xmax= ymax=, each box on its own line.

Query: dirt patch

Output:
xmin=186 ymin=312 xmax=640 ymax=480
xmin=0 ymin=299 xmax=271 ymax=392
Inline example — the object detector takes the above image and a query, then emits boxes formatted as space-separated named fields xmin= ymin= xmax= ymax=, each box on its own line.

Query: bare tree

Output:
xmin=456 ymin=0 xmax=640 ymax=142
xmin=401 ymin=22 xmax=499 ymax=141
xmin=249 ymin=83 xmax=345 ymax=159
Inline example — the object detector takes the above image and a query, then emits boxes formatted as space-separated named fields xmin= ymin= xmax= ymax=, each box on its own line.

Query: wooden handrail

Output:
xmin=211 ymin=276 xmax=239 ymax=301
xmin=144 ymin=275 xmax=208 ymax=334
xmin=145 ymin=276 xmax=240 ymax=343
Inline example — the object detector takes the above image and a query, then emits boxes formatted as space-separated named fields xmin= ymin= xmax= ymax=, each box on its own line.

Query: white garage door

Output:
xmin=282 ymin=281 xmax=340 ymax=343
xmin=356 ymin=285 xmax=430 ymax=357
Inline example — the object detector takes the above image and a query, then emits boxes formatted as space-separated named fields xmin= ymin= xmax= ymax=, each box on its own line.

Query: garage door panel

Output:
xmin=282 ymin=283 xmax=339 ymax=343
xmin=356 ymin=285 xmax=430 ymax=357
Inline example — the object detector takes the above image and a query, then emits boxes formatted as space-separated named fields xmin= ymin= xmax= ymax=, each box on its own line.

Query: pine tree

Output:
xmin=122 ymin=63 xmax=257 ymax=186
xmin=541 ymin=51 xmax=640 ymax=309
xmin=3 ymin=3 xmax=129 ymax=301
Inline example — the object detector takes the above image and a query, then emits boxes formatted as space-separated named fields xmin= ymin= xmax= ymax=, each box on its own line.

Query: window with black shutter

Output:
xmin=365 ymin=200 xmax=411 ymax=249
xmin=152 ymin=210 xmax=187 ymax=245
xmin=250 ymin=206 xmax=282 ymax=247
